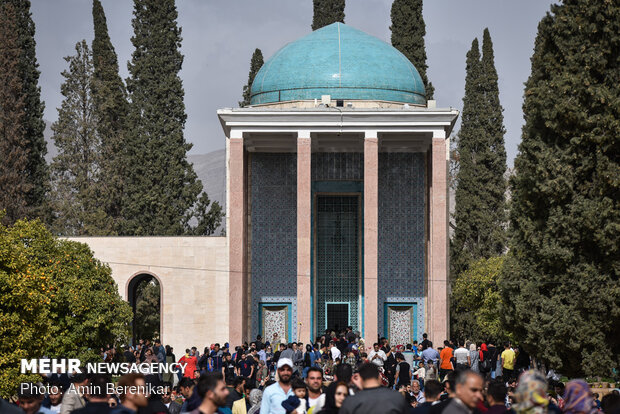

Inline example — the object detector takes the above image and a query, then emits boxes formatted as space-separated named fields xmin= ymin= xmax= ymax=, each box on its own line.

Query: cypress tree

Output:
xmin=390 ymin=0 xmax=434 ymax=100
xmin=91 ymin=0 xmax=129 ymax=233
xmin=501 ymin=1 xmax=619 ymax=377
xmin=124 ymin=0 xmax=222 ymax=235
xmin=50 ymin=40 xmax=108 ymax=236
xmin=0 ymin=3 xmax=30 ymax=225
xmin=451 ymin=31 xmax=508 ymax=340
xmin=239 ymin=48 xmax=264 ymax=107
xmin=2 ymin=0 xmax=48 ymax=220
xmin=311 ymin=0 xmax=345 ymax=30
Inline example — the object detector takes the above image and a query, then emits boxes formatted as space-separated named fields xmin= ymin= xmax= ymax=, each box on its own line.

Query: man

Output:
xmin=329 ymin=341 xmax=341 ymax=361
xmin=346 ymin=326 xmax=356 ymax=344
xmin=123 ymin=347 xmax=136 ymax=364
xmin=500 ymin=342 xmax=515 ymax=381
xmin=178 ymin=377 xmax=196 ymax=412
xmin=71 ymin=375 xmax=111 ymax=414
xmin=190 ymin=372 xmax=230 ymax=414
xmin=18 ymin=383 xmax=54 ymax=414
xmin=292 ymin=343 xmax=304 ymax=376
xmin=422 ymin=343 xmax=440 ymax=366
xmin=403 ymin=345 xmax=416 ymax=368
xmin=161 ymin=383 xmax=182 ymax=414
xmin=44 ymin=380 xmax=64 ymax=413
xmin=225 ymin=377 xmax=245 ymax=409
xmin=412 ymin=380 xmax=443 ymax=414
xmin=486 ymin=380 xmax=508 ymax=414
xmin=421 ymin=334 xmax=431 ymax=350
xmin=368 ymin=343 xmax=386 ymax=368
xmin=439 ymin=341 xmax=454 ymax=380
xmin=223 ymin=353 xmax=236 ymax=384
xmin=236 ymin=353 xmax=254 ymax=381
xmin=429 ymin=371 xmax=457 ymax=414
xmin=442 ymin=371 xmax=484 ymax=414
xmin=60 ymin=374 xmax=88 ymax=414
xmin=305 ymin=367 xmax=324 ymax=408
xmin=411 ymin=380 xmax=426 ymax=404
xmin=395 ymin=353 xmax=411 ymax=387
xmin=340 ymin=363 xmax=408 ymax=414
xmin=260 ymin=358 xmax=295 ymax=414
xmin=154 ymin=340 xmax=166 ymax=363
xmin=453 ymin=343 xmax=469 ymax=371
xmin=279 ymin=343 xmax=294 ymax=361
xmin=111 ymin=374 xmax=149 ymax=414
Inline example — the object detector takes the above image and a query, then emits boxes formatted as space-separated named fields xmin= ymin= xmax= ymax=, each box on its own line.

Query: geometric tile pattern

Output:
xmin=250 ymin=153 xmax=297 ymax=339
xmin=312 ymin=152 xmax=363 ymax=181
xmin=378 ymin=153 xmax=426 ymax=339
xmin=388 ymin=305 xmax=413 ymax=347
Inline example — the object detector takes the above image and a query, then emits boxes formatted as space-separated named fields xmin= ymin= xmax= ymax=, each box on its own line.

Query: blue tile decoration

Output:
xmin=312 ymin=153 xmax=363 ymax=181
xmin=250 ymin=153 xmax=297 ymax=340
xmin=378 ymin=153 xmax=426 ymax=342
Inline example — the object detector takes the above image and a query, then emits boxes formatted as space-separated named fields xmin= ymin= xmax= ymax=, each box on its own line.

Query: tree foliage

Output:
xmin=91 ymin=0 xmax=129 ymax=234
xmin=390 ymin=0 xmax=434 ymax=100
xmin=1 ymin=0 xmax=49 ymax=221
xmin=50 ymin=40 xmax=110 ymax=236
xmin=501 ymin=0 xmax=620 ymax=377
xmin=123 ymin=0 xmax=222 ymax=235
xmin=0 ymin=3 xmax=30 ymax=226
xmin=134 ymin=278 xmax=160 ymax=341
xmin=0 ymin=215 xmax=131 ymax=398
xmin=451 ymin=257 xmax=506 ymax=343
xmin=451 ymin=30 xmax=507 ymax=278
xmin=311 ymin=0 xmax=345 ymax=30
xmin=239 ymin=48 xmax=264 ymax=107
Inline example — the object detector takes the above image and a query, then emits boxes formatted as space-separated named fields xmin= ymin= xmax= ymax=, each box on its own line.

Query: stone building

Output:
xmin=74 ymin=23 xmax=457 ymax=353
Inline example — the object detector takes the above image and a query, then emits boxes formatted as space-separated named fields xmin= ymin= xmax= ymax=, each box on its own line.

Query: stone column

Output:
xmin=364 ymin=131 xmax=378 ymax=350
xmin=228 ymin=130 xmax=247 ymax=346
xmin=297 ymin=131 xmax=312 ymax=342
xmin=428 ymin=130 xmax=449 ymax=345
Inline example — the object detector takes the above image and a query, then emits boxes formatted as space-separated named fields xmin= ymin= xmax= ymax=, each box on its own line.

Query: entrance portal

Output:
xmin=316 ymin=195 xmax=360 ymax=334
xmin=127 ymin=273 xmax=161 ymax=343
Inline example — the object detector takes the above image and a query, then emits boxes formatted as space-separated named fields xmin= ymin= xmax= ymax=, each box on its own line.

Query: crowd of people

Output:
xmin=4 ymin=330 xmax=620 ymax=414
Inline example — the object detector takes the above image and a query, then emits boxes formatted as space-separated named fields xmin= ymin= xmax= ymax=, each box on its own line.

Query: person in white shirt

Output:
xmin=329 ymin=341 xmax=341 ymax=361
xmin=368 ymin=343 xmax=387 ymax=367
xmin=453 ymin=342 xmax=470 ymax=371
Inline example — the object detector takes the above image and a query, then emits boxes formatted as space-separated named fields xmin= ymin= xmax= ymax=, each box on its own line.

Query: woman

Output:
xmin=163 ymin=345 xmax=176 ymax=384
xmin=512 ymin=370 xmax=561 ymax=414
xmin=317 ymin=381 xmax=349 ymax=414
xmin=479 ymin=343 xmax=491 ymax=378
xmin=143 ymin=347 xmax=158 ymax=364
xmin=562 ymin=380 xmax=597 ymax=414
xmin=469 ymin=343 xmax=480 ymax=373
xmin=247 ymin=389 xmax=263 ymax=414
xmin=303 ymin=344 xmax=313 ymax=378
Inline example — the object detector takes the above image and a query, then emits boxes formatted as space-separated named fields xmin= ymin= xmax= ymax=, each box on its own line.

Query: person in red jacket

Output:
xmin=179 ymin=348 xmax=198 ymax=378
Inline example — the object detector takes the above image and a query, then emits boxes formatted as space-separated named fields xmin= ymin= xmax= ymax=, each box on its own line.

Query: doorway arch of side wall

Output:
xmin=125 ymin=271 xmax=164 ymax=345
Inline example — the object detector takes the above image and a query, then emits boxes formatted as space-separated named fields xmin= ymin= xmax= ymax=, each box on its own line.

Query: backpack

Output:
xmin=480 ymin=357 xmax=492 ymax=372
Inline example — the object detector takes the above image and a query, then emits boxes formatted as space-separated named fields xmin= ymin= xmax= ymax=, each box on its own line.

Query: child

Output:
xmin=281 ymin=378 xmax=308 ymax=414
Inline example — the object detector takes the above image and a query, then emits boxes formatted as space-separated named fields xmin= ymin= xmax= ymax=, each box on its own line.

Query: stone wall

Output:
xmin=68 ymin=236 xmax=229 ymax=354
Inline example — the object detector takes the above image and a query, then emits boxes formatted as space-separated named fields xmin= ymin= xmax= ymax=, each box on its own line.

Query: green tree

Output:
xmin=50 ymin=40 xmax=109 ymax=236
xmin=91 ymin=0 xmax=129 ymax=234
xmin=311 ymin=0 xmax=345 ymax=30
xmin=2 ymin=0 xmax=49 ymax=221
xmin=134 ymin=278 xmax=160 ymax=341
xmin=451 ymin=257 xmax=506 ymax=343
xmin=390 ymin=0 xmax=434 ymax=100
xmin=123 ymin=0 xmax=222 ymax=235
xmin=0 ymin=215 xmax=131 ymax=398
xmin=501 ymin=1 xmax=620 ymax=378
xmin=0 ymin=3 xmax=30 ymax=226
xmin=451 ymin=31 xmax=508 ymax=339
xmin=239 ymin=48 xmax=264 ymax=107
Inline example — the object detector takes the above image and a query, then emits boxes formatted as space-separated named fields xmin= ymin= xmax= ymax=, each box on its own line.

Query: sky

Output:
xmin=31 ymin=0 xmax=557 ymax=166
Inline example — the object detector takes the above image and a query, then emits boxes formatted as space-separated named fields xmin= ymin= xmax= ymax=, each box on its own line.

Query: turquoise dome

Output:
xmin=250 ymin=23 xmax=426 ymax=106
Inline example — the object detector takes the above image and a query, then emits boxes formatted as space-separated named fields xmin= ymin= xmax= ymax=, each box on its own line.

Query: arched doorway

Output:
xmin=126 ymin=272 xmax=162 ymax=344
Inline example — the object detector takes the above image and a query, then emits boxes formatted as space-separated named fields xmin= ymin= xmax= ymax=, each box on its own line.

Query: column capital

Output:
xmin=432 ymin=129 xmax=446 ymax=139
xmin=365 ymin=130 xmax=378 ymax=140
xmin=230 ymin=129 xmax=244 ymax=139
xmin=297 ymin=130 xmax=311 ymax=139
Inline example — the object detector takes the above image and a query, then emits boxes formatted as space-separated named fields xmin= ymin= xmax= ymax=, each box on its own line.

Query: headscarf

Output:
xmin=247 ymin=389 xmax=263 ymax=414
xmin=319 ymin=381 xmax=348 ymax=414
xmin=513 ymin=370 xmax=550 ymax=414
xmin=563 ymin=380 xmax=597 ymax=414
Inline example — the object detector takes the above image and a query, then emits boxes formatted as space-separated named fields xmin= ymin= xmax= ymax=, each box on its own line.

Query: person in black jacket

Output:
xmin=71 ymin=375 xmax=111 ymax=414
